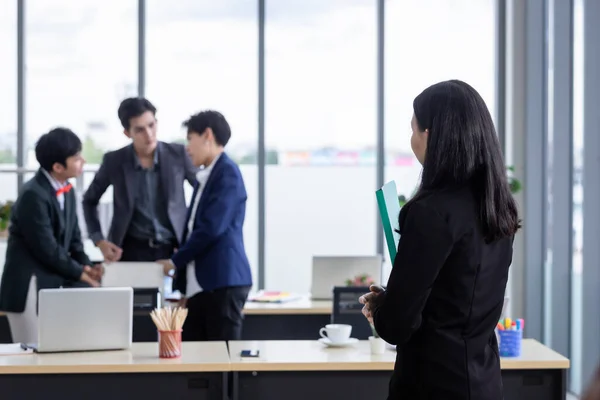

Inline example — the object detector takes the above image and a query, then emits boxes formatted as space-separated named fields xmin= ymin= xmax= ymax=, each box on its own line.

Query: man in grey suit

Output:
xmin=82 ymin=97 xmax=197 ymax=262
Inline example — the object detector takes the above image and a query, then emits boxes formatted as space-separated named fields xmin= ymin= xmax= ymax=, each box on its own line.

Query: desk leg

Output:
xmin=0 ymin=372 xmax=227 ymax=400
xmin=232 ymin=371 xmax=239 ymax=400
xmin=560 ymin=369 xmax=567 ymax=400
xmin=223 ymin=371 xmax=230 ymax=400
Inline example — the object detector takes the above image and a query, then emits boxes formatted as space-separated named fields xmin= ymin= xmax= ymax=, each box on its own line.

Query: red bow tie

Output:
xmin=56 ymin=183 xmax=73 ymax=196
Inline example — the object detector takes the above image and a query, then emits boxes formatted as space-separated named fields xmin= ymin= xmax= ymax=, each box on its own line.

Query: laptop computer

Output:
xmin=101 ymin=262 xmax=165 ymax=291
xmin=311 ymin=255 xmax=383 ymax=300
xmin=32 ymin=287 xmax=133 ymax=353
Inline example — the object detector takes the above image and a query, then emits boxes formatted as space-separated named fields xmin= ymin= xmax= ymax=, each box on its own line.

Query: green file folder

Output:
xmin=376 ymin=181 xmax=401 ymax=263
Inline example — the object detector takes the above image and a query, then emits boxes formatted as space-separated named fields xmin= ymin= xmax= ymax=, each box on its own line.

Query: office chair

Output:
xmin=132 ymin=287 xmax=161 ymax=342
xmin=331 ymin=286 xmax=372 ymax=340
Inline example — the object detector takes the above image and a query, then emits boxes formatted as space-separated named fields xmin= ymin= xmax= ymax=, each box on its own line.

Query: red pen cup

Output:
xmin=158 ymin=330 xmax=182 ymax=358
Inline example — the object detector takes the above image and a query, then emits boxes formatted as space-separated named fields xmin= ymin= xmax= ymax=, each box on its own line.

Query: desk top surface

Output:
xmin=228 ymin=339 xmax=570 ymax=371
xmin=0 ymin=339 xmax=570 ymax=374
xmin=502 ymin=339 xmax=571 ymax=369
xmin=0 ymin=298 xmax=334 ymax=317
xmin=0 ymin=341 xmax=230 ymax=374
xmin=229 ymin=339 xmax=395 ymax=371
xmin=243 ymin=298 xmax=332 ymax=315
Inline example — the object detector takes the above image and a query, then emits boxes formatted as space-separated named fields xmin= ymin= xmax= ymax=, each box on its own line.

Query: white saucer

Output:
xmin=318 ymin=337 xmax=359 ymax=347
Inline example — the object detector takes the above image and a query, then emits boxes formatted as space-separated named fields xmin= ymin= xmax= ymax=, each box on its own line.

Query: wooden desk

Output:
xmin=0 ymin=310 xmax=158 ymax=344
xmin=0 ymin=299 xmax=332 ymax=316
xmin=0 ymin=342 xmax=230 ymax=400
xmin=242 ymin=299 xmax=332 ymax=340
xmin=1 ymin=299 xmax=335 ymax=342
xmin=500 ymin=339 xmax=570 ymax=370
xmin=500 ymin=339 xmax=569 ymax=400
xmin=243 ymin=299 xmax=332 ymax=315
xmin=228 ymin=339 xmax=570 ymax=400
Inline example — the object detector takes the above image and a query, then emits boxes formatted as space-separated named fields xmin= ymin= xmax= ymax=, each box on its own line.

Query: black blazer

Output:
xmin=0 ymin=170 xmax=92 ymax=313
xmin=373 ymin=187 xmax=513 ymax=400
xmin=82 ymin=141 xmax=197 ymax=247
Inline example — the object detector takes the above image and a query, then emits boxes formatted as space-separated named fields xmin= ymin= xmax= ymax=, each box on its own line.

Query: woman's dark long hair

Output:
xmin=404 ymin=80 xmax=520 ymax=242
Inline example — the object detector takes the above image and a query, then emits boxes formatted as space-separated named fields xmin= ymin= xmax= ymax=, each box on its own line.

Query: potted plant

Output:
xmin=506 ymin=166 xmax=522 ymax=194
xmin=0 ymin=200 xmax=13 ymax=237
xmin=398 ymin=195 xmax=407 ymax=207
xmin=345 ymin=273 xmax=375 ymax=287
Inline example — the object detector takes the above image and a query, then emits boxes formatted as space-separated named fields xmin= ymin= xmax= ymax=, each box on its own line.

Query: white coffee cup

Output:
xmin=369 ymin=336 xmax=386 ymax=354
xmin=319 ymin=324 xmax=352 ymax=343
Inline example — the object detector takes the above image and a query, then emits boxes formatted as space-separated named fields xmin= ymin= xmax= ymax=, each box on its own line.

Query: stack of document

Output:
xmin=0 ymin=343 xmax=33 ymax=355
xmin=248 ymin=291 xmax=302 ymax=303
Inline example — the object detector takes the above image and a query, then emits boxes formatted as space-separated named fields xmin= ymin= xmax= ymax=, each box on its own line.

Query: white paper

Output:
xmin=0 ymin=343 xmax=33 ymax=355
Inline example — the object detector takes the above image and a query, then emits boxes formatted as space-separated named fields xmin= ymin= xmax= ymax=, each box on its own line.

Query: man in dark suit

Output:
xmin=0 ymin=128 xmax=102 ymax=343
xmin=82 ymin=97 xmax=197 ymax=262
xmin=158 ymin=110 xmax=253 ymax=341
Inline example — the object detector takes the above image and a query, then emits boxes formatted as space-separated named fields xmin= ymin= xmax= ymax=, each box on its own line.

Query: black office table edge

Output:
xmin=231 ymin=368 xmax=568 ymax=400
xmin=0 ymin=371 xmax=228 ymax=400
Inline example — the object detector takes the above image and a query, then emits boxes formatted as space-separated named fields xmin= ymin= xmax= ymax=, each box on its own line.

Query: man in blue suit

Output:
xmin=158 ymin=110 xmax=252 ymax=341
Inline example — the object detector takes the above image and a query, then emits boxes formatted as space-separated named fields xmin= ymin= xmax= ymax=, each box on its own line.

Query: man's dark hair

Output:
xmin=182 ymin=110 xmax=231 ymax=147
xmin=117 ymin=97 xmax=157 ymax=130
xmin=35 ymin=127 xmax=82 ymax=172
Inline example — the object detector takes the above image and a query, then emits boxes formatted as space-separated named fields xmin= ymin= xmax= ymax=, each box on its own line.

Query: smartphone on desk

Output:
xmin=240 ymin=349 xmax=260 ymax=358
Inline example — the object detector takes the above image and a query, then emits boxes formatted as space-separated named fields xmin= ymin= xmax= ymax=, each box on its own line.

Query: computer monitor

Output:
xmin=311 ymin=255 xmax=382 ymax=300
xmin=101 ymin=262 xmax=165 ymax=291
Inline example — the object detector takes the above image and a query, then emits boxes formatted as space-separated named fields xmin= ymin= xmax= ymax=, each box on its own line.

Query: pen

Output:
xmin=504 ymin=317 xmax=512 ymax=330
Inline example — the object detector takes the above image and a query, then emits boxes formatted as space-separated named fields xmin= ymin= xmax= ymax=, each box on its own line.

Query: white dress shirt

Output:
xmin=185 ymin=153 xmax=222 ymax=299
xmin=40 ymin=169 xmax=71 ymax=210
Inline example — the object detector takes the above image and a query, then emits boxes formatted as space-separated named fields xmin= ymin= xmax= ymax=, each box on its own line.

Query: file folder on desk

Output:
xmin=248 ymin=291 xmax=302 ymax=303
xmin=376 ymin=181 xmax=401 ymax=262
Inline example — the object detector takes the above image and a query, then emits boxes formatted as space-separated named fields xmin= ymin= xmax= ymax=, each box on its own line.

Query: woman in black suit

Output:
xmin=360 ymin=80 xmax=520 ymax=400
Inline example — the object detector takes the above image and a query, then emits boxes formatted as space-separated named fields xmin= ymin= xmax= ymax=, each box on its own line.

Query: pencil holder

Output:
xmin=498 ymin=329 xmax=522 ymax=357
xmin=158 ymin=330 xmax=182 ymax=358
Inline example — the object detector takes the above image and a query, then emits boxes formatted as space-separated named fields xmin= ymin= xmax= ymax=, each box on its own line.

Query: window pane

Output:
xmin=27 ymin=1 xmax=138 ymax=164
xmin=544 ymin=0 xmax=554 ymax=345
xmin=146 ymin=0 xmax=259 ymax=289
xmin=0 ymin=2 xmax=17 ymax=203
xmin=26 ymin=0 xmax=137 ymax=240
xmin=383 ymin=0 xmax=496 ymax=278
xmin=265 ymin=0 xmax=377 ymax=292
xmin=570 ymin=0 xmax=584 ymax=393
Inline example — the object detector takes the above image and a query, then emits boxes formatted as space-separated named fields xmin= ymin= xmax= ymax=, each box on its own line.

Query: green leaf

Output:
xmin=506 ymin=165 xmax=522 ymax=194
